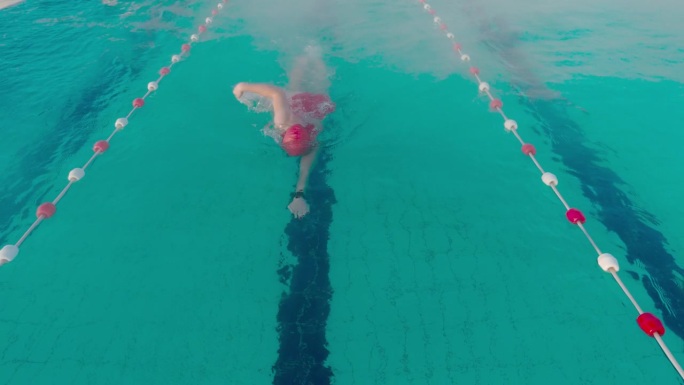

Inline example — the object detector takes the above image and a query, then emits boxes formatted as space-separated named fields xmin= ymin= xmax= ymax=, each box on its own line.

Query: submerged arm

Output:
xmin=295 ymin=143 xmax=318 ymax=193
xmin=287 ymin=144 xmax=319 ymax=219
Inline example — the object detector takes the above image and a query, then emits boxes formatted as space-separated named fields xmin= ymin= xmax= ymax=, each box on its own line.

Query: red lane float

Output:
xmin=0 ymin=2 xmax=228 ymax=266
xmin=414 ymin=0 xmax=684 ymax=379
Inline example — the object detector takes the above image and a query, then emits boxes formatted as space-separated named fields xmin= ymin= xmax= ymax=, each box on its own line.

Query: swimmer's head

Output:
xmin=281 ymin=124 xmax=313 ymax=157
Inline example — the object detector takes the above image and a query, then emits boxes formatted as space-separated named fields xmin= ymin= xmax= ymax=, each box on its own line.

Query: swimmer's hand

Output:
xmin=233 ymin=82 xmax=245 ymax=100
xmin=288 ymin=196 xmax=310 ymax=219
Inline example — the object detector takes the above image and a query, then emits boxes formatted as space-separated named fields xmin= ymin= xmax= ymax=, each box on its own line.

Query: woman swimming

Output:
xmin=232 ymin=46 xmax=335 ymax=219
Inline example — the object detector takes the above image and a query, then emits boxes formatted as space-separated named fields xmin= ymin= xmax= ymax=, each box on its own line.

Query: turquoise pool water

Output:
xmin=1 ymin=0 xmax=683 ymax=384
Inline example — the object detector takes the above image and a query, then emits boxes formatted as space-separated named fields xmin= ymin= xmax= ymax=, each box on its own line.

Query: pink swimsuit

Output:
xmin=289 ymin=93 xmax=336 ymax=121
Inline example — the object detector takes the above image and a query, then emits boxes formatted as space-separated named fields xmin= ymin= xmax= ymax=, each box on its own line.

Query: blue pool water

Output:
xmin=1 ymin=0 xmax=683 ymax=384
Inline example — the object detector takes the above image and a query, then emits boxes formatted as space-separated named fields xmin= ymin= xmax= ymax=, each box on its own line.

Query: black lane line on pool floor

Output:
xmin=522 ymin=97 xmax=684 ymax=336
xmin=273 ymin=146 xmax=336 ymax=385
xmin=472 ymin=15 xmax=684 ymax=339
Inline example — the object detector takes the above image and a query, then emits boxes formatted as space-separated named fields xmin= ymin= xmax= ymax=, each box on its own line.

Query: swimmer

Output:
xmin=233 ymin=45 xmax=335 ymax=219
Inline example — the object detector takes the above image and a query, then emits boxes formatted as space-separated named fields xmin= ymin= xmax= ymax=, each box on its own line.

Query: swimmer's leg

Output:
xmin=306 ymin=44 xmax=331 ymax=93
xmin=287 ymin=55 xmax=310 ymax=93
xmin=287 ymin=44 xmax=331 ymax=94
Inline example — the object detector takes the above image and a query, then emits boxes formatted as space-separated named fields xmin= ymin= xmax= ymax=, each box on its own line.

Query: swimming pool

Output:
xmin=1 ymin=0 xmax=683 ymax=384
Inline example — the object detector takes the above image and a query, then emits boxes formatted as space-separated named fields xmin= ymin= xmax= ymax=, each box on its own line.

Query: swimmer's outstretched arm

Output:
xmin=233 ymin=82 xmax=292 ymax=124
xmin=287 ymin=143 xmax=319 ymax=218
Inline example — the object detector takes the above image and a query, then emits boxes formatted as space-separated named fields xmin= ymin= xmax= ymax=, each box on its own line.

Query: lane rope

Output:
xmin=414 ymin=0 xmax=684 ymax=379
xmin=0 ymin=1 xmax=230 ymax=266
xmin=2 ymin=0 xmax=681 ymax=379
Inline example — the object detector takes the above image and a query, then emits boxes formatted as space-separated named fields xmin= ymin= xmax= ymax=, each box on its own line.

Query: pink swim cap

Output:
xmin=281 ymin=124 xmax=314 ymax=156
